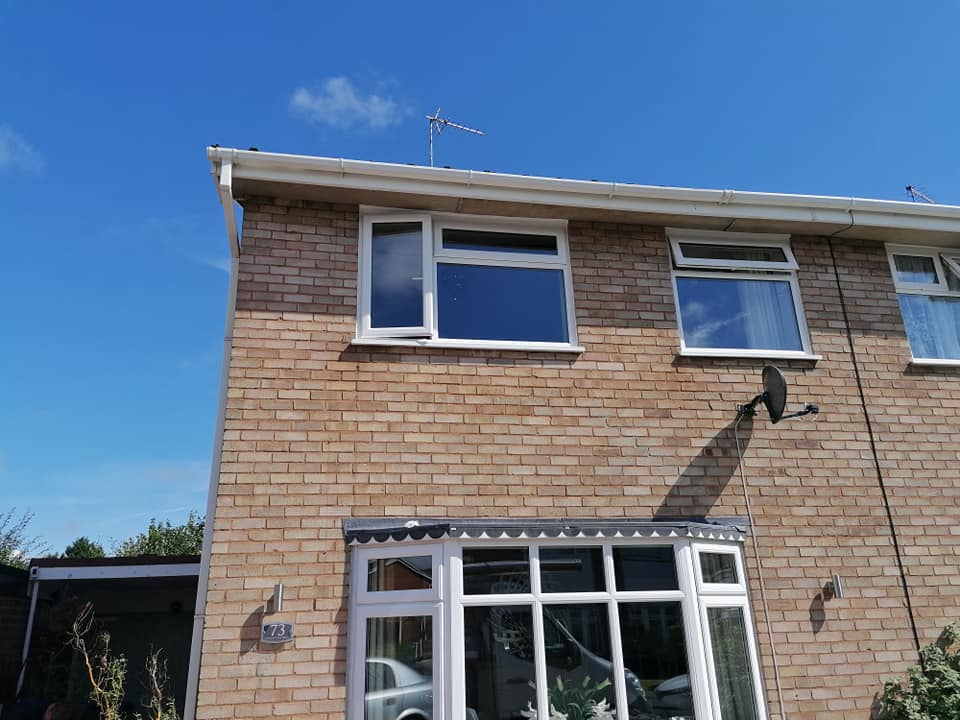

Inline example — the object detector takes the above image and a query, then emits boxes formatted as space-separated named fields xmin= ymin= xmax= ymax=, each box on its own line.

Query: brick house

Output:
xmin=188 ymin=148 xmax=960 ymax=720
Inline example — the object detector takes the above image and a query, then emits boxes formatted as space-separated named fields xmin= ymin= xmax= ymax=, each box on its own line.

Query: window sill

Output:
xmin=351 ymin=337 xmax=586 ymax=354
xmin=678 ymin=349 xmax=822 ymax=361
xmin=909 ymin=358 xmax=960 ymax=367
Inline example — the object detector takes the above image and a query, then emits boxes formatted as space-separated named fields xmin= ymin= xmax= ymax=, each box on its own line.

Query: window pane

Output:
xmin=464 ymin=606 xmax=536 ymax=720
xmin=898 ymin=294 xmax=960 ymax=360
xmin=893 ymin=254 xmax=938 ymax=284
xmin=613 ymin=547 xmax=678 ymax=591
xmin=367 ymin=556 xmax=432 ymax=592
xmin=371 ymin=222 xmax=424 ymax=328
xmin=679 ymin=243 xmax=786 ymax=263
xmin=699 ymin=553 xmax=739 ymax=584
xmin=463 ymin=548 xmax=531 ymax=595
xmin=365 ymin=616 xmax=433 ymax=720
xmin=443 ymin=228 xmax=558 ymax=255
xmin=943 ymin=258 xmax=960 ymax=291
xmin=618 ymin=602 xmax=695 ymax=720
xmin=676 ymin=276 xmax=803 ymax=351
xmin=543 ymin=604 xmax=617 ymax=720
xmin=438 ymin=264 xmax=569 ymax=342
xmin=707 ymin=607 xmax=759 ymax=720
xmin=539 ymin=547 xmax=605 ymax=593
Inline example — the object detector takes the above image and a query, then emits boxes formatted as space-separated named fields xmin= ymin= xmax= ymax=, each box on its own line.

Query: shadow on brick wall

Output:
xmin=655 ymin=417 xmax=753 ymax=519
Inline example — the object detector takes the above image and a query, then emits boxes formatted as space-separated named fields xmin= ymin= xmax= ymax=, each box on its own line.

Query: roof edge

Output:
xmin=207 ymin=147 xmax=960 ymax=237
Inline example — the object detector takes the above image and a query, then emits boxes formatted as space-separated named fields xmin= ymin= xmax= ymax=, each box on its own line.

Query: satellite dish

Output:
xmin=762 ymin=366 xmax=787 ymax=423
xmin=737 ymin=365 xmax=819 ymax=423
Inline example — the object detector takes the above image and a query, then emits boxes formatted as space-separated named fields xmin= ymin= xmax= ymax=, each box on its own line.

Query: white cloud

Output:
xmin=290 ymin=77 xmax=407 ymax=130
xmin=0 ymin=125 xmax=44 ymax=173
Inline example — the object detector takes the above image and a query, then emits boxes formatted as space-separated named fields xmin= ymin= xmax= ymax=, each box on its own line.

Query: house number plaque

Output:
xmin=261 ymin=622 xmax=294 ymax=643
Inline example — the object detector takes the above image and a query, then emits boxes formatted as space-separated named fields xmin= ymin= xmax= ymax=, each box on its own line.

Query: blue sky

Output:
xmin=2 ymin=2 xmax=959 ymax=555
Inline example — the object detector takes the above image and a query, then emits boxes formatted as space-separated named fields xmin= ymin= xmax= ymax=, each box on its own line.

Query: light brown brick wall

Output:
xmin=195 ymin=198 xmax=960 ymax=720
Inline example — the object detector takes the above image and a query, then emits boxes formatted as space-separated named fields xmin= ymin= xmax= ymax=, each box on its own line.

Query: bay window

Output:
xmin=347 ymin=521 xmax=765 ymax=720
xmin=357 ymin=212 xmax=579 ymax=350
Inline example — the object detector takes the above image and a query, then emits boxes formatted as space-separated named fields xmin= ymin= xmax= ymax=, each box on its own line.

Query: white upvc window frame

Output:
xmin=356 ymin=209 xmax=581 ymax=352
xmin=358 ymin=213 xmax=434 ymax=339
xmin=668 ymin=228 xmax=817 ymax=360
xmin=693 ymin=542 xmax=747 ymax=596
xmin=887 ymin=243 xmax=960 ymax=365
xmin=347 ymin=536 xmax=767 ymax=720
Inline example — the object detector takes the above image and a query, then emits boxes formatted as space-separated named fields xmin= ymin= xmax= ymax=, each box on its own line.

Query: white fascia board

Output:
xmin=32 ymin=563 xmax=201 ymax=581
xmin=207 ymin=147 xmax=960 ymax=236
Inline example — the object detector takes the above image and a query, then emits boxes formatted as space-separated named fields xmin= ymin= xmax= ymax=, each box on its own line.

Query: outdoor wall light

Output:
xmin=271 ymin=582 xmax=284 ymax=613
xmin=825 ymin=574 xmax=844 ymax=600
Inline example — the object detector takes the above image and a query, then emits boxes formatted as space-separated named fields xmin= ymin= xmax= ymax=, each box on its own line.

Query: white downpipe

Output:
xmin=183 ymin=158 xmax=240 ymax=720
xmin=15 ymin=577 xmax=40 ymax=696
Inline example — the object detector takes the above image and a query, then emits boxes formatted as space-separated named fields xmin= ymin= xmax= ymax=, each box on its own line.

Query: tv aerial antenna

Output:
xmin=905 ymin=185 xmax=935 ymax=204
xmin=426 ymin=108 xmax=484 ymax=167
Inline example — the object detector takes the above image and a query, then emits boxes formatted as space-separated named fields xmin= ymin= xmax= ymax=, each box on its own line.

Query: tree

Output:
xmin=878 ymin=622 xmax=960 ymax=720
xmin=63 ymin=536 xmax=106 ymax=559
xmin=0 ymin=508 xmax=48 ymax=569
xmin=114 ymin=512 xmax=204 ymax=556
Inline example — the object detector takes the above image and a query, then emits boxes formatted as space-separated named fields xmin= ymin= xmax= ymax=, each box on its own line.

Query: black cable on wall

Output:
xmin=826 ymin=234 xmax=923 ymax=662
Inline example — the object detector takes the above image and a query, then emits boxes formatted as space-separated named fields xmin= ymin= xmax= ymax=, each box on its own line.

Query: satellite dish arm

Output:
xmin=737 ymin=393 xmax=766 ymax=418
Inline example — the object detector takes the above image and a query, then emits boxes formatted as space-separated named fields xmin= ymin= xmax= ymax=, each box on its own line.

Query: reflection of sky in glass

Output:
xmin=438 ymin=264 xmax=567 ymax=342
xmin=676 ymin=276 xmax=801 ymax=350
xmin=371 ymin=223 xmax=423 ymax=328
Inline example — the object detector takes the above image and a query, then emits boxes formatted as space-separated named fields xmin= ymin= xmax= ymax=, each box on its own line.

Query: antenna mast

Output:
xmin=427 ymin=108 xmax=484 ymax=166
xmin=905 ymin=185 xmax=935 ymax=204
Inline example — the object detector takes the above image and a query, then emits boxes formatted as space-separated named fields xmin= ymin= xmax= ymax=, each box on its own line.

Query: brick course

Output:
xmin=196 ymin=198 xmax=960 ymax=720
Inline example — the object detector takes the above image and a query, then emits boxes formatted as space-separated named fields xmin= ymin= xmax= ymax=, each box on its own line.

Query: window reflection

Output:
xmin=464 ymin=606 xmax=536 ymax=720
xmin=367 ymin=556 xmax=433 ymax=592
xmin=463 ymin=548 xmax=531 ymax=595
xmin=543 ymin=604 xmax=617 ymax=719
xmin=699 ymin=553 xmax=738 ymax=585
xmin=618 ymin=602 xmax=694 ymax=720
xmin=371 ymin=222 xmax=424 ymax=329
xmin=437 ymin=264 xmax=568 ymax=342
xmin=540 ymin=547 xmax=605 ymax=593
xmin=707 ymin=608 xmax=758 ymax=720
xmin=365 ymin=616 xmax=433 ymax=720
xmin=613 ymin=547 xmax=678 ymax=592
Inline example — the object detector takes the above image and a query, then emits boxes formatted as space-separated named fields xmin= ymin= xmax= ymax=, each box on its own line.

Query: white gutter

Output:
xmin=183 ymin=157 xmax=241 ymax=720
xmin=207 ymin=147 xmax=960 ymax=236
xmin=31 ymin=563 xmax=200 ymax=581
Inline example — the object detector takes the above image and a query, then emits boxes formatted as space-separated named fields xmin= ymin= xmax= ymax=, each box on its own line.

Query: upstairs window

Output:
xmin=358 ymin=212 xmax=577 ymax=350
xmin=887 ymin=245 xmax=960 ymax=362
xmin=668 ymin=229 xmax=813 ymax=357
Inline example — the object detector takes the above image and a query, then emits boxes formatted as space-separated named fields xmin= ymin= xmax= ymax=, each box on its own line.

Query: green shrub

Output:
xmin=878 ymin=622 xmax=960 ymax=720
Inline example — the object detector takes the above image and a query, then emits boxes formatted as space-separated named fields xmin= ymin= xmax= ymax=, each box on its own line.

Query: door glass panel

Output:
xmin=367 ymin=556 xmax=432 ymax=592
xmin=464 ymin=605 xmax=536 ymax=720
xmin=618 ymin=602 xmax=694 ymax=719
xmin=371 ymin=222 xmax=424 ymax=328
xmin=612 ymin=547 xmax=678 ymax=591
xmin=365 ymin=616 xmax=433 ymax=720
xmin=707 ymin=607 xmax=759 ymax=720
xmin=540 ymin=547 xmax=605 ymax=593
xmin=542 ymin=604 xmax=617 ymax=720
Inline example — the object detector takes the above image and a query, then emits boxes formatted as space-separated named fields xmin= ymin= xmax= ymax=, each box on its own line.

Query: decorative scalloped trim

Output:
xmin=346 ymin=524 xmax=745 ymax=545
